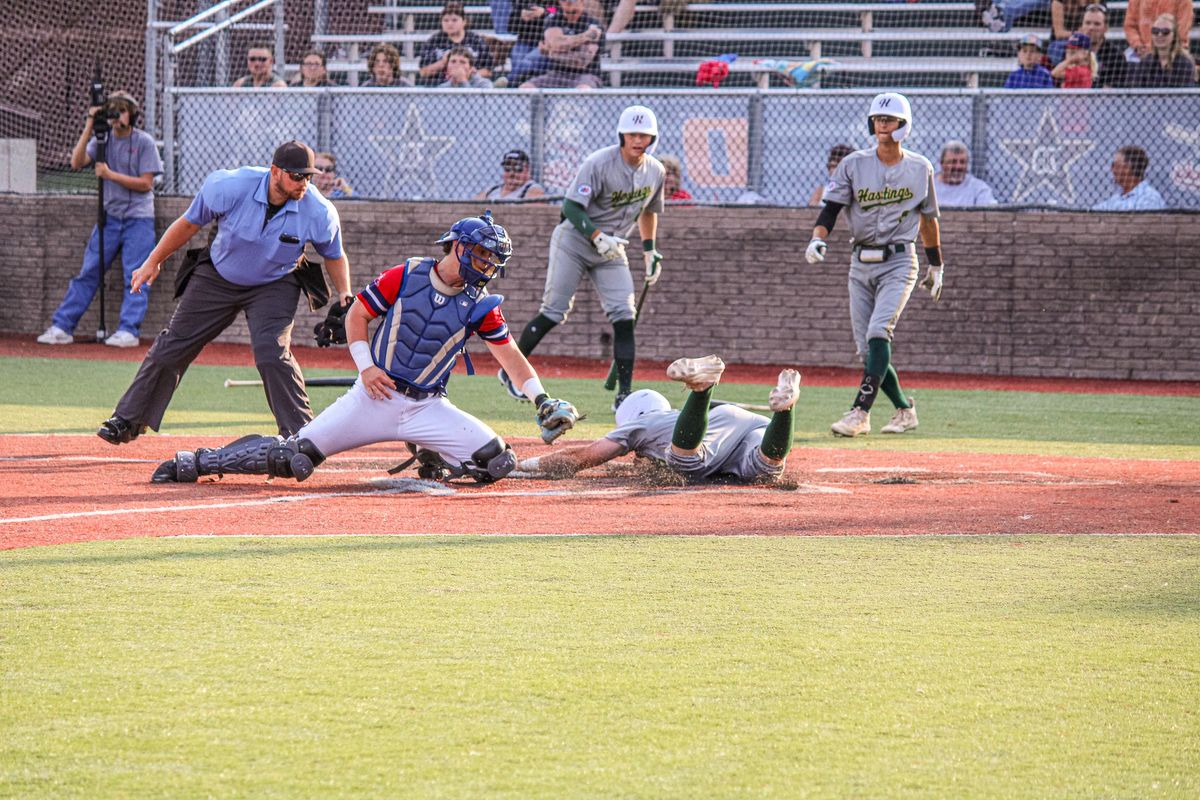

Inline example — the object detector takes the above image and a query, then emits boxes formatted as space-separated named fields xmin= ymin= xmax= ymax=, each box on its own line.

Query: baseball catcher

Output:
xmin=806 ymin=92 xmax=944 ymax=438
xmin=499 ymin=105 xmax=666 ymax=413
xmin=519 ymin=355 xmax=801 ymax=483
xmin=151 ymin=210 xmax=578 ymax=485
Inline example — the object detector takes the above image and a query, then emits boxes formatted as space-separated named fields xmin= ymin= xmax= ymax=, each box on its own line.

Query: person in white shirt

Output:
xmin=933 ymin=141 xmax=997 ymax=207
xmin=1093 ymin=145 xmax=1167 ymax=211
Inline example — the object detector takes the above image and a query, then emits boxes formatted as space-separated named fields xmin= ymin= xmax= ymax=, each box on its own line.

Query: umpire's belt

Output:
xmin=854 ymin=242 xmax=913 ymax=258
xmin=390 ymin=379 xmax=444 ymax=401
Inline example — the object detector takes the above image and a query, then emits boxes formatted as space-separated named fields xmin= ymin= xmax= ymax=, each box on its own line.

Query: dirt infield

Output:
xmin=4 ymin=335 xmax=1198 ymax=550
xmin=2 ymin=434 xmax=1196 ymax=550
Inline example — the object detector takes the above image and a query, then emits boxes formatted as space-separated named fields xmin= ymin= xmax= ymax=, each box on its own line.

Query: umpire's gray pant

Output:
xmin=114 ymin=260 xmax=312 ymax=437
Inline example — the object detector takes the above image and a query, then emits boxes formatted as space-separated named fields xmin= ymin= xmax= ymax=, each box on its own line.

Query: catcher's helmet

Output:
xmin=615 ymin=389 xmax=671 ymax=427
xmin=436 ymin=210 xmax=513 ymax=298
xmin=866 ymin=92 xmax=912 ymax=143
xmin=617 ymin=104 xmax=658 ymax=153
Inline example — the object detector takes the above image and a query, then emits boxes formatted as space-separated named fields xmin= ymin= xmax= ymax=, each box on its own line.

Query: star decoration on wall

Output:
xmin=367 ymin=104 xmax=455 ymax=197
xmin=997 ymin=106 xmax=1096 ymax=205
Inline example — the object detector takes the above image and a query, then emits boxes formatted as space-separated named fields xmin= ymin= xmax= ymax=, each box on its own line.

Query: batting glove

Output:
xmin=805 ymin=238 xmax=827 ymax=264
xmin=920 ymin=266 xmax=944 ymax=302
xmin=643 ymin=249 xmax=664 ymax=286
xmin=592 ymin=232 xmax=629 ymax=260
xmin=536 ymin=397 xmax=579 ymax=444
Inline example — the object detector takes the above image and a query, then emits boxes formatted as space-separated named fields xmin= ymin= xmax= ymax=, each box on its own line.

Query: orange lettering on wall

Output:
xmin=681 ymin=118 xmax=748 ymax=188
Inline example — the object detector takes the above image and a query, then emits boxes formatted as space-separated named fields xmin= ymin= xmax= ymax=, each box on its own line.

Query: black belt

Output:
xmin=391 ymin=379 xmax=442 ymax=400
xmin=855 ymin=243 xmax=912 ymax=256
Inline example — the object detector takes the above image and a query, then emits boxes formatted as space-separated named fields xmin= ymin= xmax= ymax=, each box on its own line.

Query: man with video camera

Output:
xmin=37 ymin=90 xmax=162 ymax=349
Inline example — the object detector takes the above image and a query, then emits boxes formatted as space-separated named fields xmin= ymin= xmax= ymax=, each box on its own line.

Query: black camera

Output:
xmin=90 ymin=59 xmax=109 ymax=162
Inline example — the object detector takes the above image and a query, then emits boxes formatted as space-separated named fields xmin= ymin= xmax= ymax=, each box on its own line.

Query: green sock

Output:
xmin=517 ymin=313 xmax=557 ymax=355
xmin=760 ymin=408 xmax=794 ymax=461
xmin=671 ymin=387 xmax=713 ymax=450
xmin=880 ymin=364 xmax=911 ymax=409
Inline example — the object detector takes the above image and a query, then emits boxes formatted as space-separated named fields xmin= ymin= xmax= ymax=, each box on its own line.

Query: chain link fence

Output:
xmin=165 ymin=87 xmax=1200 ymax=209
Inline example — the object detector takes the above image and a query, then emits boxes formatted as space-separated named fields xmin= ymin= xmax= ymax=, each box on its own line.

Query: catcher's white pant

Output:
xmin=298 ymin=378 xmax=499 ymax=468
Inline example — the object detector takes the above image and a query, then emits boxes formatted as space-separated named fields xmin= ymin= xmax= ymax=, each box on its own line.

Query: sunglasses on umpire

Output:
xmin=285 ymin=171 xmax=312 ymax=182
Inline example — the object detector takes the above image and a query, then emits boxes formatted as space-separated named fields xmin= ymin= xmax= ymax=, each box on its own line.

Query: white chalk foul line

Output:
xmin=0 ymin=480 xmax=845 ymax=525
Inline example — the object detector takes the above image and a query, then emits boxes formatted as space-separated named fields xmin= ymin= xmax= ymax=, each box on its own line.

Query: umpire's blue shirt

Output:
xmin=184 ymin=166 xmax=344 ymax=287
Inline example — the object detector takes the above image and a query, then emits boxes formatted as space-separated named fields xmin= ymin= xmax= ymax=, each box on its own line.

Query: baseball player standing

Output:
xmin=518 ymin=355 xmax=802 ymax=483
xmin=151 ymin=211 xmax=579 ymax=485
xmin=501 ymin=104 xmax=666 ymax=411
xmin=806 ymin=92 xmax=945 ymax=437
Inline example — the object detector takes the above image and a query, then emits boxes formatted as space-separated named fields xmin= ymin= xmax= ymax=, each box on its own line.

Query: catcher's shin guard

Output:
xmin=463 ymin=437 xmax=517 ymax=483
xmin=188 ymin=434 xmax=327 ymax=482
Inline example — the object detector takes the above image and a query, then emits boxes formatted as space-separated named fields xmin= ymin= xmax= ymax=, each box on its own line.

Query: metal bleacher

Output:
xmin=309 ymin=0 xmax=1195 ymax=90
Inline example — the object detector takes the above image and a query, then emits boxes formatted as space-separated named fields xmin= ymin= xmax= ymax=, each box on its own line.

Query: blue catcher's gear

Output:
xmin=436 ymin=209 xmax=513 ymax=299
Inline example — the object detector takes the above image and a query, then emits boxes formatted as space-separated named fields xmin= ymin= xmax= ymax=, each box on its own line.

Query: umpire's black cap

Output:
xmin=273 ymin=140 xmax=320 ymax=175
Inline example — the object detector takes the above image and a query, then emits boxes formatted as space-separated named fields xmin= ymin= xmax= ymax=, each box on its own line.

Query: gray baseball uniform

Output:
xmin=823 ymin=149 xmax=939 ymax=355
xmin=604 ymin=405 xmax=785 ymax=482
xmin=538 ymin=145 xmax=665 ymax=324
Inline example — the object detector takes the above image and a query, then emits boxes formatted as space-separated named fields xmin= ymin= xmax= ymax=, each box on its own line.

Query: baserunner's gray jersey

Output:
xmin=603 ymin=405 xmax=784 ymax=482
xmin=823 ymin=149 xmax=939 ymax=245
xmin=565 ymin=145 xmax=665 ymax=240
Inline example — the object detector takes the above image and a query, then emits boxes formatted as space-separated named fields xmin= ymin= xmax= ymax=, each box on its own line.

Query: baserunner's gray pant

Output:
xmin=847 ymin=248 xmax=919 ymax=358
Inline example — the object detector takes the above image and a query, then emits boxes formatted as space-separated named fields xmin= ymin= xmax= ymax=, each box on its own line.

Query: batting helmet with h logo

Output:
xmin=867 ymin=92 xmax=912 ymax=143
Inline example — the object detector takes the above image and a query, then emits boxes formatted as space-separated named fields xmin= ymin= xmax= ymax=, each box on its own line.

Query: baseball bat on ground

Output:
xmin=603 ymin=278 xmax=653 ymax=391
xmin=224 ymin=376 xmax=356 ymax=389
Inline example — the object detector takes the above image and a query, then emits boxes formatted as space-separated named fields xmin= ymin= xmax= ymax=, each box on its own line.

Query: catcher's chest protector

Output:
xmin=371 ymin=258 xmax=480 ymax=390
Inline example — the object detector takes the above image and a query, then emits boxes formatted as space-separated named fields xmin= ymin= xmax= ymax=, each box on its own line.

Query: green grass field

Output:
xmin=2 ymin=355 xmax=1199 ymax=797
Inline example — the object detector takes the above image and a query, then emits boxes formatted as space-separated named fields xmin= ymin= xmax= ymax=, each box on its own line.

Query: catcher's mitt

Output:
xmin=536 ymin=397 xmax=579 ymax=444
xmin=313 ymin=297 xmax=353 ymax=347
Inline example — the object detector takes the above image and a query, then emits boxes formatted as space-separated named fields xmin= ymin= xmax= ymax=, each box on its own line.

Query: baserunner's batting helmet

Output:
xmin=867 ymin=92 xmax=912 ymax=143
xmin=615 ymin=388 xmax=671 ymax=427
xmin=617 ymin=105 xmax=658 ymax=153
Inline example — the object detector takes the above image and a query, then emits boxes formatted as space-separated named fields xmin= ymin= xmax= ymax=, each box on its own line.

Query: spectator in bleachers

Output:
xmin=292 ymin=50 xmax=333 ymax=87
xmin=1005 ymin=33 xmax=1056 ymax=86
xmin=439 ymin=46 xmax=494 ymax=87
xmin=659 ymin=155 xmax=693 ymax=201
xmin=1125 ymin=0 xmax=1193 ymax=60
xmin=363 ymin=44 xmax=413 ymax=87
xmin=232 ymin=44 xmax=287 ymax=88
xmin=1051 ymin=0 xmax=1091 ymax=44
xmin=418 ymin=2 xmax=495 ymax=86
xmin=1048 ymin=5 xmax=1128 ymax=88
xmin=520 ymin=0 xmax=606 ymax=89
xmin=809 ymin=144 xmax=853 ymax=206
xmin=1093 ymin=145 xmax=1166 ymax=210
xmin=934 ymin=142 xmax=997 ymax=207
xmin=1052 ymin=32 xmax=1097 ymax=86
xmin=475 ymin=149 xmax=547 ymax=200
xmin=1127 ymin=13 xmax=1198 ymax=86
xmin=502 ymin=0 xmax=551 ymax=87
xmin=314 ymin=152 xmax=354 ymax=199
xmin=981 ymin=0 xmax=1050 ymax=32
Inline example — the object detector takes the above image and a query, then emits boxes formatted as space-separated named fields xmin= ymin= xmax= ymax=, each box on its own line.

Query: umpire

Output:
xmin=97 ymin=140 xmax=352 ymax=444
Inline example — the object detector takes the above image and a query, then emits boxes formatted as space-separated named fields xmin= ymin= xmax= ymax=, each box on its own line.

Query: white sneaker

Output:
xmin=666 ymin=354 xmax=725 ymax=391
xmin=768 ymin=369 xmax=802 ymax=412
xmin=104 ymin=330 xmax=139 ymax=348
xmin=36 ymin=325 xmax=73 ymax=345
xmin=880 ymin=398 xmax=918 ymax=434
xmin=831 ymin=407 xmax=870 ymax=437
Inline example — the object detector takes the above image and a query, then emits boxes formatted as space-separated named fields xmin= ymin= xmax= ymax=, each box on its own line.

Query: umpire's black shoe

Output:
xmin=97 ymin=414 xmax=146 ymax=445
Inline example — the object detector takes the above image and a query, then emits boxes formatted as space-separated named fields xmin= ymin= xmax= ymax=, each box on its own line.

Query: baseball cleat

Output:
xmin=831 ymin=407 xmax=870 ymax=437
xmin=768 ymin=369 xmax=802 ymax=412
xmin=498 ymin=368 xmax=528 ymax=402
xmin=880 ymin=398 xmax=918 ymax=434
xmin=611 ymin=391 xmax=630 ymax=412
xmin=666 ymin=355 xmax=726 ymax=392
